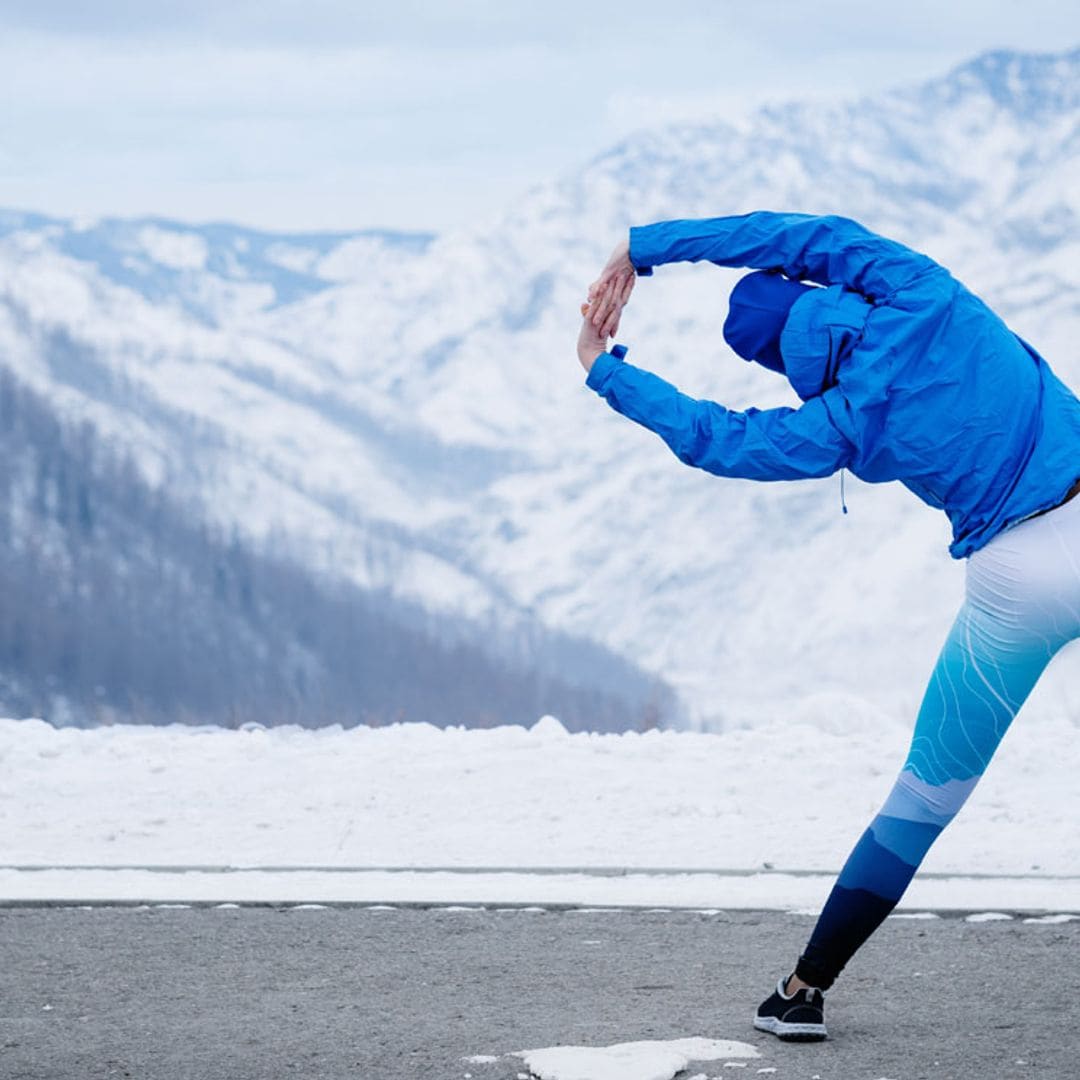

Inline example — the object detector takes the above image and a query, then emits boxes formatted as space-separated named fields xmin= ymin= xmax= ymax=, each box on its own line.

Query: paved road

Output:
xmin=0 ymin=905 xmax=1075 ymax=1079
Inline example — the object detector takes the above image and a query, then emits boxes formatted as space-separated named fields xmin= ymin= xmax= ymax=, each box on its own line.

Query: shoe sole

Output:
xmin=753 ymin=1016 xmax=827 ymax=1041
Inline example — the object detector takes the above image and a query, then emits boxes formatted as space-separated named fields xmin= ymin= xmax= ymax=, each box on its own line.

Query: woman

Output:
xmin=578 ymin=212 xmax=1080 ymax=1041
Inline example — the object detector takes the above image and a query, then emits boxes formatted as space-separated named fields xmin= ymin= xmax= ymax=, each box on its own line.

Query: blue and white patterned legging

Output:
xmin=796 ymin=491 xmax=1080 ymax=991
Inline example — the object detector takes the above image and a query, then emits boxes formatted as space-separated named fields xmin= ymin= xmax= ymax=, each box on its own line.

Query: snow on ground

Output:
xmin=1 ymin=709 xmax=1077 ymax=906
xmin=512 ymin=1037 xmax=759 ymax=1080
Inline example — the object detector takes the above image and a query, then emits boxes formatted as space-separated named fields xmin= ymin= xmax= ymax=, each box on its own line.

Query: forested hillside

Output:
xmin=0 ymin=366 xmax=673 ymax=730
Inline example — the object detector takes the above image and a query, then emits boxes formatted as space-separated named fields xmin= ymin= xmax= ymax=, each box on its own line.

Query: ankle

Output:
xmin=784 ymin=973 xmax=813 ymax=996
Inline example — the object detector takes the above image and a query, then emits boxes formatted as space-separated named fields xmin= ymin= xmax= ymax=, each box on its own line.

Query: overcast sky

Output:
xmin=1 ymin=1 xmax=1077 ymax=233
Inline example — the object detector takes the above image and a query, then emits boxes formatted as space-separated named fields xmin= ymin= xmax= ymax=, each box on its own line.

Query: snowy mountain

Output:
xmin=1 ymin=47 xmax=1078 ymax=729
xmin=0 ymin=210 xmax=434 ymax=324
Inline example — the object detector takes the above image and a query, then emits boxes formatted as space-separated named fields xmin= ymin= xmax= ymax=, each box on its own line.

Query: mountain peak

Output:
xmin=924 ymin=45 xmax=1080 ymax=115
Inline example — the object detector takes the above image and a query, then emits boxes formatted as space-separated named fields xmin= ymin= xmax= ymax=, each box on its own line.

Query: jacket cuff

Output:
xmin=628 ymin=226 xmax=655 ymax=276
xmin=585 ymin=345 xmax=628 ymax=393
xmin=630 ymin=224 xmax=652 ymax=276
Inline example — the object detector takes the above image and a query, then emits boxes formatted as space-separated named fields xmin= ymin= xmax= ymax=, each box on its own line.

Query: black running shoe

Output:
xmin=753 ymin=977 xmax=827 ymax=1041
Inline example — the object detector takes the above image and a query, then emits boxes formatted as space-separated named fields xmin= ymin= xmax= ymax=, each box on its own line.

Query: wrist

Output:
xmin=578 ymin=345 xmax=605 ymax=373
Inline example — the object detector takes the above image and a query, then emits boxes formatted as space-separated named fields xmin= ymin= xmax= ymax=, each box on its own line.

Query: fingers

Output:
xmin=587 ymin=272 xmax=613 ymax=304
xmin=584 ymin=251 xmax=636 ymax=337
xmin=602 ymin=273 xmax=636 ymax=337
xmin=589 ymin=238 xmax=633 ymax=303
xmin=595 ymin=284 xmax=616 ymax=336
xmin=588 ymin=268 xmax=613 ymax=303
xmin=597 ymin=273 xmax=631 ymax=328
xmin=589 ymin=272 xmax=635 ymax=338
xmin=590 ymin=280 xmax=617 ymax=331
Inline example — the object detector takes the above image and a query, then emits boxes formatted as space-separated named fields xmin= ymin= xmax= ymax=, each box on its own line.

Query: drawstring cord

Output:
xmin=840 ymin=469 xmax=848 ymax=515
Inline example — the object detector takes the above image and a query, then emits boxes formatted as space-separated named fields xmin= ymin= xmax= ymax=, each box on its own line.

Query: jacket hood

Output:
xmin=780 ymin=284 xmax=872 ymax=400
xmin=724 ymin=270 xmax=871 ymax=400
xmin=723 ymin=270 xmax=816 ymax=374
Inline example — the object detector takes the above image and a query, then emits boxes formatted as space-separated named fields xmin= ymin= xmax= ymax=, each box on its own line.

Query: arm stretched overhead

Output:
xmin=629 ymin=212 xmax=940 ymax=302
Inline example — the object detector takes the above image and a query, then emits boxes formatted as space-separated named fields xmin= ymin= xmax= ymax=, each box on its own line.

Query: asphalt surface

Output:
xmin=0 ymin=905 xmax=1076 ymax=1080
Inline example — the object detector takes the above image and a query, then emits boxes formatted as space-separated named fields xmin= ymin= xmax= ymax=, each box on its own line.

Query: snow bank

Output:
xmin=1 ymin=711 xmax=1076 ymax=884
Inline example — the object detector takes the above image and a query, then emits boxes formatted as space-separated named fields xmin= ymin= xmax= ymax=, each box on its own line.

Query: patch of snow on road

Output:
xmin=514 ymin=1038 xmax=759 ymax=1080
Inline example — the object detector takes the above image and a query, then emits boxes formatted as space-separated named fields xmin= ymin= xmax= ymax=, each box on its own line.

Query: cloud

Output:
xmin=0 ymin=1 xmax=721 ymax=48
xmin=3 ymin=0 xmax=1077 ymax=52
xmin=1 ymin=2 xmax=1077 ymax=230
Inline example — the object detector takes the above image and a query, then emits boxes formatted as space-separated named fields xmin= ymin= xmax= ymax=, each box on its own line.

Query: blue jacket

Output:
xmin=585 ymin=212 xmax=1080 ymax=558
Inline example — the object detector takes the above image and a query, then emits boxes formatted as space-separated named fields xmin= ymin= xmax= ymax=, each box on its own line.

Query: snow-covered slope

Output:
xmin=2 ymin=47 xmax=1078 ymax=727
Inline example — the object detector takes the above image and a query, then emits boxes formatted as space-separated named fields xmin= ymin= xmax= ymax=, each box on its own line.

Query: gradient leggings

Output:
xmin=796 ymin=491 xmax=1080 ymax=991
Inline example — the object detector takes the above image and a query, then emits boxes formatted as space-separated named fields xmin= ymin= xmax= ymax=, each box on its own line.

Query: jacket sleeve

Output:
xmin=629 ymin=212 xmax=940 ymax=302
xmin=586 ymin=349 xmax=853 ymax=481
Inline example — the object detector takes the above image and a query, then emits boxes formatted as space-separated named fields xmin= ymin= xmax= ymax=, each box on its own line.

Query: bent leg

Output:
xmin=795 ymin=592 xmax=1063 ymax=990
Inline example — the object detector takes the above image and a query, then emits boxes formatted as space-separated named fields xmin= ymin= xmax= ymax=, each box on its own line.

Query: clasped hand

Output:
xmin=577 ymin=239 xmax=636 ymax=373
